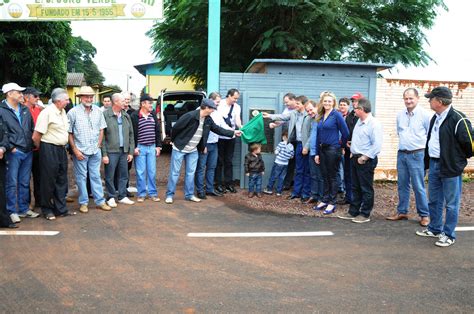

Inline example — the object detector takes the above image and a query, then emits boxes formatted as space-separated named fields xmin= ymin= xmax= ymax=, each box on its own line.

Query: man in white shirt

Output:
xmin=215 ymin=89 xmax=242 ymax=194
xmin=387 ymin=88 xmax=432 ymax=226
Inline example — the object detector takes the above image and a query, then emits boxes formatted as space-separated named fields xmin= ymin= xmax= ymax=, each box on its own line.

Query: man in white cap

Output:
xmin=0 ymin=82 xmax=38 ymax=223
xmin=67 ymin=86 xmax=111 ymax=213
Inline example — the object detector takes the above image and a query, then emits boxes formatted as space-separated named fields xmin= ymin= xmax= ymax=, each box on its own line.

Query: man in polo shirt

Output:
xmin=102 ymin=93 xmax=135 ymax=207
xmin=416 ymin=87 xmax=473 ymax=247
xmin=32 ymin=88 xmax=72 ymax=220
xmin=23 ymin=87 xmax=43 ymax=210
xmin=337 ymin=98 xmax=383 ymax=223
xmin=130 ymin=94 xmax=162 ymax=203
xmin=0 ymin=82 xmax=37 ymax=223
xmin=68 ymin=86 xmax=111 ymax=213
xmin=387 ymin=88 xmax=432 ymax=226
xmin=165 ymin=99 xmax=242 ymax=204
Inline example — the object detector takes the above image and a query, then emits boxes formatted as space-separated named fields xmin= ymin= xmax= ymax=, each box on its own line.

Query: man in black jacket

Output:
xmin=0 ymin=114 xmax=17 ymax=228
xmin=165 ymin=99 xmax=242 ymax=204
xmin=0 ymin=83 xmax=37 ymax=224
xmin=416 ymin=86 xmax=473 ymax=247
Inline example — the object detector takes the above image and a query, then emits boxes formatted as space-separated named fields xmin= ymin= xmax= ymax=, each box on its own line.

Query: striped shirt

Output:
xmin=137 ymin=112 xmax=156 ymax=145
xmin=274 ymin=141 xmax=294 ymax=165
xmin=181 ymin=117 xmax=204 ymax=153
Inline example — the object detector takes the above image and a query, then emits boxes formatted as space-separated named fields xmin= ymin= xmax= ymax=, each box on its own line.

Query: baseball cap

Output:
xmin=202 ymin=98 xmax=217 ymax=109
xmin=350 ymin=92 xmax=363 ymax=100
xmin=424 ymin=86 xmax=452 ymax=99
xmin=139 ymin=94 xmax=154 ymax=103
xmin=23 ymin=87 xmax=42 ymax=96
xmin=2 ymin=82 xmax=25 ymax=94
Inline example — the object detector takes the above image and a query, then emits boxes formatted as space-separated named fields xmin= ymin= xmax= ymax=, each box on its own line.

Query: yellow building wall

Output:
xmin=146 ymin=75 xmax=196 ymax=97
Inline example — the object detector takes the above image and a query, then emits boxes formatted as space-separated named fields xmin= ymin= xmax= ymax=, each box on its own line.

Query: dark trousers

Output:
xmin=30 ymin=149 xmax=41 ymax=206
xmin=349 ymin=156 xmax=377 ymax=218
xmin=0 ymin=161 xmax=13 ymax=227
xmin=291 ymin=142 xmax=311 ymax=198
xmin=216 ymin=138 xmax=235 ymax=186
xmin=283 ymin=142 xmax=296 ymax=188
xmin=320 ymin=146 xmax=341 ymax=205
xmin=105 ymin=150 xmax=129 ymax=200
xmin=343 ymin=149 xmax=353 ymax=202
xmin=39 ymin=143 xmax=68 ymax=216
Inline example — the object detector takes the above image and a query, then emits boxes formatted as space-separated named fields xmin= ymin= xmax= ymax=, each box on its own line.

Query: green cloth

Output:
xmin=240 ymin=112 xmax=267 ymax=144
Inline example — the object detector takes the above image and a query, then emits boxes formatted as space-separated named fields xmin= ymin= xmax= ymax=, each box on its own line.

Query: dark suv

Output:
xmin=158 ymin=90 xmax=207 ymax=145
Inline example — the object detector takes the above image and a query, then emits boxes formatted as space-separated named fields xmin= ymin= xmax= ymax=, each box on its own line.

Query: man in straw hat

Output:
xmin=67 ymin=86 xmax=111 ymax=213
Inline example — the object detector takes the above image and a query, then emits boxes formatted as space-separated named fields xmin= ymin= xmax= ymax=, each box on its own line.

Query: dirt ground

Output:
xmin=66 ymin=151 xmax=473 ymax=222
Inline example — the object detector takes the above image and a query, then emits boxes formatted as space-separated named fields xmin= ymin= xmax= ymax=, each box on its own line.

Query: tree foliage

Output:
xmin=148 ymin=0 xmax=447 ymax=88
xmin=67 ymin=36 xmax=105 ymax=86
xmin=0 ymin=22 xmax=72 ymax=94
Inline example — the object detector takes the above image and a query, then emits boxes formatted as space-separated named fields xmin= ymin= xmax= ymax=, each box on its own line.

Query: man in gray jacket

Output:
xmin=102 ymin=93 xmax=135 ymax=207
xmin=263 ymin=95 xmax=311 ymax=202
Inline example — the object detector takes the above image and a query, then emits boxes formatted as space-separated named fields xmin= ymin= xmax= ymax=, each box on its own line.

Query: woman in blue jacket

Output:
xmin=314 ymin=92 xmax=349 ymax=214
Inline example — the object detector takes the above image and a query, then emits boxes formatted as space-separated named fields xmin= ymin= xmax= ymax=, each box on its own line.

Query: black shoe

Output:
xmin=287 ymin=195 xmax=299 ymax=200
xmin=206 ymin=191 xmax=223 ymax=197
xmin=283 ymin=186 xmax=291 ymax=191
xmin=337 ymin=199 xmax=351 ymax=205
xmin=197 ymin=193 xmax=207 ymax=200
xmin=127 ymin=192 xmax=134 ymax=198
xmin=216 ymin=185 xmax=226 ymax=194
xmin=226 ymin=185 xmax=237 ymax=193
xmin=300 ymin=197 xmax=309 ymax=203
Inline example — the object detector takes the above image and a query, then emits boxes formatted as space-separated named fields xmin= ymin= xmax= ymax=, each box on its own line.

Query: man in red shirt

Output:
xmin=23 ymin=87 xmax=43 ymax=211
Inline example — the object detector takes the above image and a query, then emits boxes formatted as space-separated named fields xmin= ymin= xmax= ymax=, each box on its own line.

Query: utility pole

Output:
xmin=207 ymin=0 xmax=220 ymax=94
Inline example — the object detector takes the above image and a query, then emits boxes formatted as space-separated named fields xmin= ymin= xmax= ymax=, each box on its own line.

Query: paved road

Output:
xmin=1 ymin=194 xmax=473 ymax=312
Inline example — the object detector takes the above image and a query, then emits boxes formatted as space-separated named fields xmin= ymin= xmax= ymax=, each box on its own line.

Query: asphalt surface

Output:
xmin=1 ymin=192 xmax=473 ymax=313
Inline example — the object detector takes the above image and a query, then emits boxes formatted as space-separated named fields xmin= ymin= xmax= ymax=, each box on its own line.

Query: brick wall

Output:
xmin=375 ymin=78 xmax=474 ymax=179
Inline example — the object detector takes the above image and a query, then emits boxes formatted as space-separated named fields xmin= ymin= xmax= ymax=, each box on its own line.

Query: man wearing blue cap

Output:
xmin=165 ymin=99 xmax=242 ymax=204
xmin=416 ymin=86 xmax=473 ymax=247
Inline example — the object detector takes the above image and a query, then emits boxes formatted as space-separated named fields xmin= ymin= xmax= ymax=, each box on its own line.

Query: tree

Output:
xmin=0 ymin=22 xmax=72 ymax=94
xmin=67 ymin=36 xmax=105 ymax=86
xmin=147 ymin=0 xmax=447 ymax=88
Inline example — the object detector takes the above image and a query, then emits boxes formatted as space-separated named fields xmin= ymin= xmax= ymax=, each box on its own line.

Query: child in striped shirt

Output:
xmin=263 ymin=131 xmax=294 ymax=196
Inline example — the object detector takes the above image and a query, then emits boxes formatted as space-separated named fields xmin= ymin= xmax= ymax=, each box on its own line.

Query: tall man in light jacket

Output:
xmin=263 ymin=95 xmax=311 ymax=202
xmin=102 ymin=93 xmax=135 ymax=207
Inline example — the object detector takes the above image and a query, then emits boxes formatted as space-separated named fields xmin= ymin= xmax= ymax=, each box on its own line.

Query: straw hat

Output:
xmin=76 ymin=86 xmax=95 ymax=96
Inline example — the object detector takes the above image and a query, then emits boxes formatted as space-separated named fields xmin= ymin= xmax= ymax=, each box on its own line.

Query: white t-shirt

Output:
xmin=217 ymin=100 xmax=241 ymax=140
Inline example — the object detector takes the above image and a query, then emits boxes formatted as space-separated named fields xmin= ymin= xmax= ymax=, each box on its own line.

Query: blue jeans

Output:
xmin=73 ymin=150 xmax=105 ymax=206
xmin=134 ymin=144 xmax=158 ymax=198
xmin=309 ymin=155 xmax=323 ymax=201
xmin=166 ymin=149 xmax=199 ymax=199
xmin=266 ymin=163 xmax=288 ymax=194
xmin=427 ymin=159 xmax=462 ymax=239
xmin=397 ymin=151 xmax=429 ymax=217
xmin=195 ymin=143 xmax=218 ymax=194
xmin=292 ymin=142 xmax=311 ymax=198
xmin=104 ymin=149 xmax=129 ymax=200
xmin=248 ymin=173 xmax=263 ymax=193
xmin=6 ymin=150 xmax=32 ymax=214
xmin=337 ymin=158 xmax=345 ymax=193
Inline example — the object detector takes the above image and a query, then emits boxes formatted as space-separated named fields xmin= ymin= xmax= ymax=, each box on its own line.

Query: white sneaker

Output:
xmin=106 ymin=198 xmax=118 ymax=208
xmin=165 ymin=197 xmax=173 ymax=204
xmin=435 ymin=234 xmax=456 ymax=247
xmin=10 ymin=213 xmax=21 ymax=223
xmin=186 ymin=196 xmax=201 ymax=202
xmin=19 ymin=210 xmax=40 ymax=218
xmin=118 ymin=197 xmax=135 ymax=205
xmin=127 ymin=186 xmax=138 ymax=193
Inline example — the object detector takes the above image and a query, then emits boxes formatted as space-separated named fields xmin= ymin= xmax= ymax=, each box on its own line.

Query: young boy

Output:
xmin=263 ymin=131 xmax=294 ymax=196
xmin=244 ymin=143 xmax=265 ymax=198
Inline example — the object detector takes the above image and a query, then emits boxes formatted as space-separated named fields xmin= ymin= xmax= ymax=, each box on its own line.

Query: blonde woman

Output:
xmin=314 ymin=92 xmax=349 ymax=214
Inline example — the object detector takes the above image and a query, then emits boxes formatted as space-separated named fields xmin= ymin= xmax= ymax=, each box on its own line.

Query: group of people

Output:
xmin=0 ymin=82 xmax=472 ymax=247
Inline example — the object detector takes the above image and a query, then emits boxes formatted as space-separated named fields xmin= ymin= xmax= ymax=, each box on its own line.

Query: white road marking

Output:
xmin=0 ymin=231 xmax=60 ymax=236
xmin=455 ymin=226 xmax=474 ymax=231
xmin=188 ymin=231 xmax=334 ymax=238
